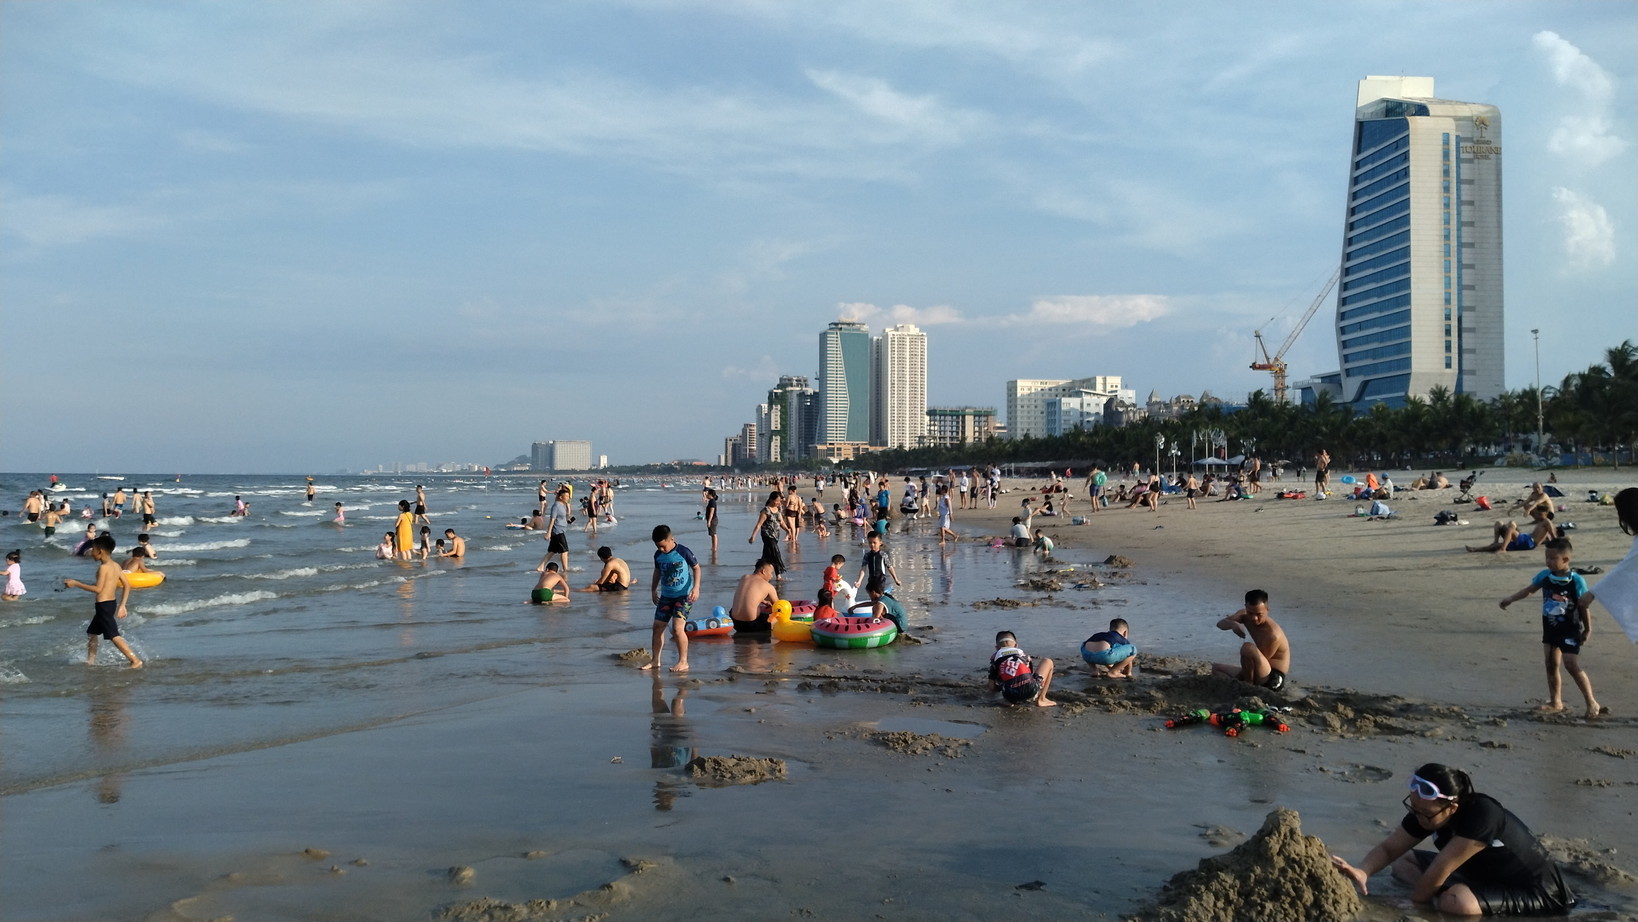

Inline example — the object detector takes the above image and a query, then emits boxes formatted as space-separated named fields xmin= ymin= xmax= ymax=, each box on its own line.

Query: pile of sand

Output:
xmin=686 ymin=754 xmax=786 ymax=787
xmin=1127 ymin=808 xmax=1362 ymax=922
xmin=869 ymin=730 xmax=970 ymax=758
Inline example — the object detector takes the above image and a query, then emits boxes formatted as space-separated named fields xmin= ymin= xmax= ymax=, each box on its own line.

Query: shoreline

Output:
xmin=4 ymin=470 xmax=1637 ymax=920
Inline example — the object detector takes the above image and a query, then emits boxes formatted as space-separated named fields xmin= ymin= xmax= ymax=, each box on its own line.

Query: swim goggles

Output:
xmin=1408 ymin=774 xmax=1455 ymax=801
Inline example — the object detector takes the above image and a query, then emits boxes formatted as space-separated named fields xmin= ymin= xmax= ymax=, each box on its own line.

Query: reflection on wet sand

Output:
xmin=88 ymin=679 xmax=130 ymax=804
xmin=649 ymin=677 xmax=693 ymax=811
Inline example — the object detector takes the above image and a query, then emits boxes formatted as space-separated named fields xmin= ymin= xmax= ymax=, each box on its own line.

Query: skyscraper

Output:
xmin=766 ymin=375 xmax=817 ymax=461
xmin=1335 ymin=76 xmax=1503 ymax=407
xmin=871 ymin=324 xmax=928 ymax=449
xmin=818 ymin=320 xmax=872 ymax=444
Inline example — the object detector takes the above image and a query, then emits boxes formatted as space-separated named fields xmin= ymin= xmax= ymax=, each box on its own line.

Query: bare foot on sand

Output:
xmin=671 ymin=662 xmax=689 ymax=673
xmin=1536 ymin=703 xmax=1565 ymax=713
xmin=639 ymin=662 xmax=657 ymax=672
xmin=129 ymin=659 xmax=143 ymax=669
xmin=1586 ymin=704 xmax=1609 ymax=719
xmin=1035 ymin=697 xmax=1058 ymax=707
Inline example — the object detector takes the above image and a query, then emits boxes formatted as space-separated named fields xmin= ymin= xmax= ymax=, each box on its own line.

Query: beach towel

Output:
xmin=1591 ymin=541 xmax=1638 ymax=643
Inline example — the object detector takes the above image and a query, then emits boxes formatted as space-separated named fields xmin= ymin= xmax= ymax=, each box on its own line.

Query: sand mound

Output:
xmin=1541 ymin=835 xmax=1637 ymax=886
xmin=1127 ymin=808 xmax=1362 ymax=922
xmin=1104 ymin=555 xmax=1134 ymax=567
xmin=614 ymin=648 xmax=649 ymax=663
xmin=686 ymin=754 xmax=786 ymax=787
xmin=869 ymin=730 xmax=970 ymax=758
xmin=972 ymin=598 xmax=1039 ymax=610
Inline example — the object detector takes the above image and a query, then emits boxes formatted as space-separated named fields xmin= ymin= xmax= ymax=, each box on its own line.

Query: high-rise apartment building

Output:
xmin=818 ymin=320 xmax=872 ymax=444
xmin=766 ymin=375 xmax=817 ymax=461
xmin=871 ymin=324 xmax=928 ymax=449
xmin=532 ymin=439 xmax=593 ymax=471
xmin=1005 ymin=376 xmax=1123 ymax=438
xmin=1336 ymin=76 xmax=1503 ymax=406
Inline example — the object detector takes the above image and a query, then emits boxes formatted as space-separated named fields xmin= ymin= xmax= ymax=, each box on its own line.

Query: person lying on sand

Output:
xmin=1466 ymin=520 xmax=1541 ymax=554
xmin=1212 ymin=589 xmax=1291 ymax=691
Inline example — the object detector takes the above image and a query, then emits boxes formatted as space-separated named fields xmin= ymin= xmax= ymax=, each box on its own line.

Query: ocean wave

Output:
xmin=195 ymin=515 xmax=242 ymax=525
xmin=0 ymin=614 xmax=54 ymax=628
xmin=139 ymin=589 xmax=279 ymax=616
xmin=0 ymin=665 xmax=29 ymax=684
xmin=244 ymin=564 xmax=370 ymax=580
xmin=155 ymin=516 xmax=195 ymax=526
xmin=163 ymin=538 xmax=251 ymax=552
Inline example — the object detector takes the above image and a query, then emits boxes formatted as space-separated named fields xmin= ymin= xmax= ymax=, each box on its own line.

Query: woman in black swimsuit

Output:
xmin=1331 ymin=763 xmax=1573 ymax=916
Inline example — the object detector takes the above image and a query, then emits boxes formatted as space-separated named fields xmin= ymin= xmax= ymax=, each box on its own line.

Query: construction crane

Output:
xmin=1251 ymin=266 xmax=1340 ymax=404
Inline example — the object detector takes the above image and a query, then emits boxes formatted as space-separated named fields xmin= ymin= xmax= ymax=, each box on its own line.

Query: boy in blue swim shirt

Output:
xmin=1081 ymin=618 xmax=1136 ymax=678
xmin=644 ymin=524 xmax=700 ymax=674
xmin=1499 ymin=537 xmax=1603 ymax=719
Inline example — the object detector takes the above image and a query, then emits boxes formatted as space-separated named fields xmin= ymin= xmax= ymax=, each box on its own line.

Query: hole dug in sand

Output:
xmin=1128 ymin=808 xmax=1362 ymax=922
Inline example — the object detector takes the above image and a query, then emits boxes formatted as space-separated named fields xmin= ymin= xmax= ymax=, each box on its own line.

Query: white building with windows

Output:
xmin=1335 ymin=76 xmax=1503 ymax=407
xmin=1006 ymin=376 xmax=1124 ymax=438
xmin=871 ymin=324 xmax=928 ymax=449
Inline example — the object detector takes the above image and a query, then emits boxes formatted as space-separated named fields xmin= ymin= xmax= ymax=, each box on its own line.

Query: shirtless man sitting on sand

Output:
xmin=728 ymin=559 xmax=781 ymax=633
xmin=1212 ymin=589 xmax=1292 ymax=691
xmin=438 ymin=529 xmax=465 ymax=558
xmin=581 ymin=545 xmax=633 ymax=591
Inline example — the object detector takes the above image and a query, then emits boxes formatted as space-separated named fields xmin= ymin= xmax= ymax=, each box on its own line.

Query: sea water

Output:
xmin=0 ymin=473 xmax=1237 ymax=797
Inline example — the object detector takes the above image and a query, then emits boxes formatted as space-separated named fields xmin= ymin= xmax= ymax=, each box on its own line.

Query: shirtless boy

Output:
xmin=581 ymin=546 xmax=633 ymax=591
xmin=532 ymin=562 xmax=570 ymax=602
xmin=729 ymin=559 xmax=781 ymax=633
xmin=1212 ymin=589 xmax=1291 ymax=691
xmin=439 ymin=528 xmax=465 ymax=558
xmin=64 ymin=534 xmax=141 ymax=668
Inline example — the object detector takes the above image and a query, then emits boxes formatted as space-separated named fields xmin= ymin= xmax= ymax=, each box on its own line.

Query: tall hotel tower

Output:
xmin=871 ymin=323 xmax=928 ymax=449
xmin=1337 ymin=76 xmax=1503 ymax=406
xmin=818 ymin=320 xmax=872 ymax=444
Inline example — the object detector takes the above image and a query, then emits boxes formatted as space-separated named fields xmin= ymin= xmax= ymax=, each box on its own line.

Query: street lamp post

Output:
xmin=1532 ymin=328 xmax=1544 ymax=460
xmin=1169 ymin=440 xmax=1180 ymax=481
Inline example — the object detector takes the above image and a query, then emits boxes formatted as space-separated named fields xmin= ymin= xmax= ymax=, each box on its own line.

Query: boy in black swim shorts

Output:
xmin=64 ymin=534 xmax=142 ymax=668
xmin=988 ymin=631 xmax=1057 ymax=707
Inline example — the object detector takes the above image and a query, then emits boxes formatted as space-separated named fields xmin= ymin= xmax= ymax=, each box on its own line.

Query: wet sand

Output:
xmin=5 ymin=468 xmax=1637 ymax=920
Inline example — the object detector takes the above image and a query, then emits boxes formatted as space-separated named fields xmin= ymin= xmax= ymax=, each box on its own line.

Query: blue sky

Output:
xmin=2 ymin=1 xmax=1632 ymax=473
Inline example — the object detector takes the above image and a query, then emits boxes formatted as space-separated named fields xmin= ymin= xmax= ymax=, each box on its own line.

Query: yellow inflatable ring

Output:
xmin=125 ymin=570 xmax=165 ymax=589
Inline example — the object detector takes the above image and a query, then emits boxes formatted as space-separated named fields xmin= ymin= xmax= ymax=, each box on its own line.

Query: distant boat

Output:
xmin=97 ymin=476 xmax=125 ymax=481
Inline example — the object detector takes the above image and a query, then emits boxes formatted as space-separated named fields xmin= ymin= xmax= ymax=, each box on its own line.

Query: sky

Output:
xmin=2 ymin=1 xmax=1633 ymax=473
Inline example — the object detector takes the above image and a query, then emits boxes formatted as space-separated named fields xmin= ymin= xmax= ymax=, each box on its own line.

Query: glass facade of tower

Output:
xmin=1336 ymin=77 xmax=1503 ymax=407
xmin=819 ymin=321 xmax=871 ymax=444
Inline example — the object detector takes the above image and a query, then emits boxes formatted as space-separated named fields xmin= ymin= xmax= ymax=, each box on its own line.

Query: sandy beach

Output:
xmin=4 ymin=469 xmax=1636 ymax=921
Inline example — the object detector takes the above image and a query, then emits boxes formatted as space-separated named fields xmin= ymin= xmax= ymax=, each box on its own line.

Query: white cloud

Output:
xmin=804 ymin=70 xmax=986 ymax=145
xmin=0 ymin=188 xmax=165 ymax=248
xmin=1006 ymin=295 xmax=1170 ymax=328
xmin=1533 ymin=31 xmax=1615 ymax=102
xmin=1549 ymin=115 xmax=1626 ymax=166
xmin=1551 ymin=187 xmax=1616 ymax=270
xmin=836 ymin=302 xmax=965 ymax=327
xmin=1533 ymin=31 xmax=1627 ymax=167
xmin=719 ymin=354 xmax=781 ymax=380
